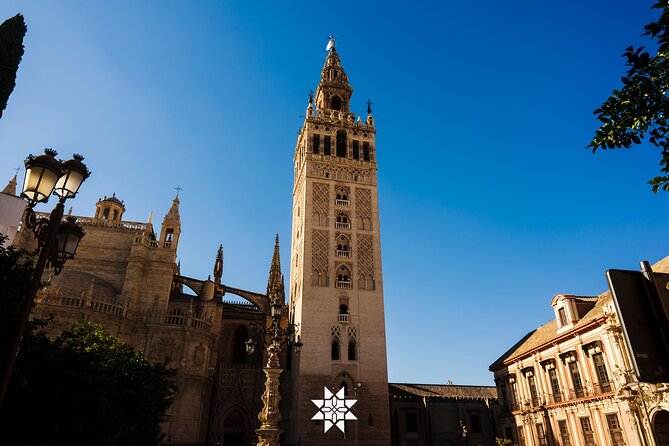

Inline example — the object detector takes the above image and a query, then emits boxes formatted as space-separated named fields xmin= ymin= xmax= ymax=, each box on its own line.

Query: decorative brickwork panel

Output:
xmin=357 ymin=234 xmax=375 ymax=290
xmin=347 ymin=325 xmax=358 ymax=342
xmin=355 ymin=188 xmax=372 ymax=230
xmin=331 ymin=325 xmax=342 ymax=340
xmin=312 ymin=229 xmax=329 ymax=282
xmin=312 ymin=182 xmax=329 ymax=226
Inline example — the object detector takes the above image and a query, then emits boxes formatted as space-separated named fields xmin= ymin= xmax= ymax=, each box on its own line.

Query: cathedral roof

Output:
xmin=389 ymin=383 xmax=497 ymax=401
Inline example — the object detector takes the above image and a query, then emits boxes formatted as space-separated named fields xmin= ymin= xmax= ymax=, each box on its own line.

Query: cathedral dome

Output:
xmin=95 ymin=193 xmax=125 ymax=221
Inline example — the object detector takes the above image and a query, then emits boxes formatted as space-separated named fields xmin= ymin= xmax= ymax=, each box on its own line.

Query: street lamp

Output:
xmin=247 ymin=297 xmax=301 ymax=446
xmin=0 ymin=149 xmax=90 ymax=409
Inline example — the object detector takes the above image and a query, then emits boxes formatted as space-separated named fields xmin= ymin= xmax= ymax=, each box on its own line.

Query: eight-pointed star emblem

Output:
xmin=311 ymin=386 xmax=357 ymax=434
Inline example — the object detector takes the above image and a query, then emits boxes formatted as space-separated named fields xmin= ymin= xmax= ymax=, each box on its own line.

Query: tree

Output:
xmin=0 ymin=235 xmax=35 ymax=365
xmin=0 ymin=235 xmax=178 ymax=444
xmin=1 ymin=315 xmax=178 ymax=445
xmin=588 ymin=1 xmax=669 ymax=192
xmin=0 ymin=14 xmax=26 ymax=119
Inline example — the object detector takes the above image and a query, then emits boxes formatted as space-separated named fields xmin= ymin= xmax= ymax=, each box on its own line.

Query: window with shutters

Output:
xmin=558 ymin=420 xmax=572 ymax=446
xmin=593 ymin=353 xmax=612 ymax=393
xmin=580 ymin=417 xmax=596 ymax=446
xmin=606 ymin=413 xmax=625 ymax=446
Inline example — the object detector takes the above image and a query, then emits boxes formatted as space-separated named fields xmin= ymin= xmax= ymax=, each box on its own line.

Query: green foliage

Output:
xmin=0 ymin=234 xmax=35 ymax=365
xmin=589 ymin=1 xmax=669 ymax=192
xmin=495 ymin=437 xmax=516 ymax=446
xmin=0 ymin=311 xmax=178 ymax=445
xmin=0 ymin=14 xmax=26 ymax=119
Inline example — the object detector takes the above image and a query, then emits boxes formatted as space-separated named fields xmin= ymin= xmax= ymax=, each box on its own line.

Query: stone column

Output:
xmin=256 ymin=342 xmax=283 ymax=446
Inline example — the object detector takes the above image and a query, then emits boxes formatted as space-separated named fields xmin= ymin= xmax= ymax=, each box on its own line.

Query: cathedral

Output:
xmin=8 ymin=41 xmax=393 ymax=445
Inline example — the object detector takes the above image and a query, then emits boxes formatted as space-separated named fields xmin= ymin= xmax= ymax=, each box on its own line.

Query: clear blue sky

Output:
xmin=0 ymin=0 xmax=665 ymax=385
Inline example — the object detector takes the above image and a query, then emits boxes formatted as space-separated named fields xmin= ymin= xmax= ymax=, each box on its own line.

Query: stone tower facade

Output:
xmin=289 ymin=41 xmax=391 ymax=445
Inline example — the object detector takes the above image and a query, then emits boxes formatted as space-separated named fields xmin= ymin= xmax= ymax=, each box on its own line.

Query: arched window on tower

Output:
xmin=339 ymin=304 xmax=349 ymax=323
xmin=352 ymin=140 xmax=360 ymax=160
xmin=331 ymin=96 xmax=342 ymax=111
xmin=335 ymin=265 xmax=352 ymax=289
xmin=113 ymin=210 xmax=119 ymax=221
xmin=336 ymin=130 xmax=347 ymax=157
xmin=331 ymin=341 xmax=340 ymax=360
xmin=324 ymin=136 xmax=331 ymax=156
xmin=335 ymin=187 xmax=350 ymax=206
xmin=336 ymin=234 xmax=351 ymax=258
xmin=102 ymin=207 xmax=110 ymax=219
xmin=363 ymin=142 xmax=371 ymax=161
xmin=335 ymin=213 xmax=351 ymax=229
xmin=348 ymin=340 xmax=357 ymax=361
xmin=312 ymin=134 xmax=320 ymax=154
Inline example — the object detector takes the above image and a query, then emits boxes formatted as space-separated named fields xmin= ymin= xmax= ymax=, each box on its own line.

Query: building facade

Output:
xmin=389 ymin=383 xmax=499 ymax=446
xmin=288 ymin=39 xmax=391 ymax=445
xmin=490 ymin=257 xmax=669 ymax=446
xmin=11 ymin=189 xmax=281 ymax=445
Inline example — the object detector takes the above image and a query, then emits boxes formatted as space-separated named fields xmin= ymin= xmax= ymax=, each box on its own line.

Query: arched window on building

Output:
xmin=363 ymin=142 xmax=370 ymax=161
xmin=348 ymin=341 xmax=357 ymax=361
xmin=335 ymin=213 xmax=350 ymax=229
xmin=331 ymin=95 xmax=342 ymax=111
xmin=102 ymin=207 xmax=110 ymax=219
xmin=312 ymin=134 xmax=320 ymax=154
xmin=331 ymin=341 xmax=340 ymax=360
xmin=336 ymin=265 xmax=352 ymax=289
xmin=339 ymin=304 xmax=349 ymax=323
xmin=336 ymin=130 xmax=347 ymax=157
xmin=336 ymin=234 xmax=351 ymax=257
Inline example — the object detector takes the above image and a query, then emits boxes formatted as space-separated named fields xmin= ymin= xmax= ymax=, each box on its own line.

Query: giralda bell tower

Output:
xmin=288 ymin=39 xmax=391 ymax=445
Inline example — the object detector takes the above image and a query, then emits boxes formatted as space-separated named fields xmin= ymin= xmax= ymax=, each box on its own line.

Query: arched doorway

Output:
xmin=222 ymin=408 xmax=248 ymax=446
xmin=655 ymin=410 xmax=669 ymax=445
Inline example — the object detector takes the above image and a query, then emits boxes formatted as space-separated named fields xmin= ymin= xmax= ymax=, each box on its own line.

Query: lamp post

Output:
xmin=246 ymin=299 xmax=302 ymax=446
xmin=0 ymin=149 xmax=89 ymax=409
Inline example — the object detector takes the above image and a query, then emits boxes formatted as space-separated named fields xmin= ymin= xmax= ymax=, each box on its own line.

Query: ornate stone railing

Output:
xmin=36 ymin=212 xmax=148 ymax=231
xmin=335 ymin=280 xmax=352 ymax=289
xmin=336 ymin=249 xmax=351 ymax=258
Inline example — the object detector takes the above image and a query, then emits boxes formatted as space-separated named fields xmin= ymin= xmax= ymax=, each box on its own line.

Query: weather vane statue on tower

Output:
xmin=326 ymin=35 xmax=336 ymax=52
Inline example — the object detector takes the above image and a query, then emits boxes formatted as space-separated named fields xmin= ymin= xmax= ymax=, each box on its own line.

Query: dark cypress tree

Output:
xmin=0 ymin=14 xmax=26 ymax=119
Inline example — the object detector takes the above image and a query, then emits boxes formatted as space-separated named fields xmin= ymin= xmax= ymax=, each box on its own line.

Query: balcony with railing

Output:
xmin=335 ymin=222 xmax=351 ymax=229
xmin=338 ymin=314 xmax=350 ymax=324
xmin=335 ymin=279 xmax=352 ymax=289
xmin=335 ymin=199 xmax=350 ymax=207
xmin=336 ymin=249 xmax=351 ymax=258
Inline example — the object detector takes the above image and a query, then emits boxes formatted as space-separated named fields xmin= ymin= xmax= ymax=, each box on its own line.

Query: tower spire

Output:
xmin=314 ymin=39 xmax=352 ymax=114
xmin=1 ymin=174 xmax=17 ymax=195
xmin=213 ymin=244 xmax=223 ymax=285
xmin=267 ymin=234 xmax=284 ymax=303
